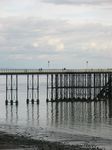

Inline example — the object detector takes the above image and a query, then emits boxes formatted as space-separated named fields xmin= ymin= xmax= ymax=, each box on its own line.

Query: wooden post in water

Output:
xmin=37 ymin=75 xmax=39 ymax=104
xmin=15 ymin=75 xmax=18 ymax=105
xmin=26 ymin=75 xmax=29 ymax=104
xmin=10 ymin=75 xmax=13 ymax=105
xmin=46 ymin=74 xmax=49 ymax=102
xmin=51 ymin=74 xmax=53 ymax=101
xmin=31 ymin=74 xmax=34 ymax=104
xmin=5 ymin=75 xmax=8 ymax=105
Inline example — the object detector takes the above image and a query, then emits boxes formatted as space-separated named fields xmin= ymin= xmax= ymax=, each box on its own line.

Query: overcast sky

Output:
xmin=0 ymin=0 xmax=112 ymax=69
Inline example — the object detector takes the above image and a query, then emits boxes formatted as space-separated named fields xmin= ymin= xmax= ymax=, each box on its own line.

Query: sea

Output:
xmin=0 ymin=75 xmax=112 ymax=142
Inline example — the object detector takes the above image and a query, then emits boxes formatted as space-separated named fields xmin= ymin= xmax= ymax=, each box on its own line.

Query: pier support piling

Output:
xmin=5 ymin=74 xmax=18 ymax=105
xmin=26 ymin=74 xmax=39 ymax=104
xmin=46 ymin=72 xmax=112 ymax=102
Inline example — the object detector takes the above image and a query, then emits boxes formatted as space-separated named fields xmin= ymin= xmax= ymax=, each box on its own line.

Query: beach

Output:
xmin=0 ymin=128 xmax=112 ymax=150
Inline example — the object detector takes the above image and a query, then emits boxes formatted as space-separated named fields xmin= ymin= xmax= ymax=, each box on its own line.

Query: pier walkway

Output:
xmin=0 ymin=68 xmax=112 ymax=74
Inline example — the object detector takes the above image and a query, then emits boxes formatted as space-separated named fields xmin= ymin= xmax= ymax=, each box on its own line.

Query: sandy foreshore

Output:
xmin=0 ymin=130 xmax=111 ymax=150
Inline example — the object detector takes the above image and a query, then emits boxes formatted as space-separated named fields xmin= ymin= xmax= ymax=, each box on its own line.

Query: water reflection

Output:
xmin=47 ymin=100 xmax=112 ymax=129
xmin=109 ymin=99 xmax=112 ymax=118
xmin=6 ymin=105 xmax=18 ymax=124
xmin=26 ymin=104 xmax=39 ymax=126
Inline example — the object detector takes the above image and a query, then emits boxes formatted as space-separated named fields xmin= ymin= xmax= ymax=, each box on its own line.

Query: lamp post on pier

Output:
xmin=48 ymin=61 xmax=50 ymax=69
xmin=86 ymin=61 xmax=88 ymax=69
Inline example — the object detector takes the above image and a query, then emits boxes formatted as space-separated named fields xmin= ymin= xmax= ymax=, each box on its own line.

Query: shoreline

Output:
xmin=0 ymin=131 xmax=109 ymax=150
xmin=0 ymin=123 xmax=112 ymax=150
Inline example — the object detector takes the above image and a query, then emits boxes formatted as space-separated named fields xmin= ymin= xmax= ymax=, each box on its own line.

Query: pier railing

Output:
xmin=0 ymin=68 xmax=112 ymax=74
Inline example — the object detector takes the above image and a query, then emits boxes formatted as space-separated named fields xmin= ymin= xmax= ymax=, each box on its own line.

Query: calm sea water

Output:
xmin=0 ymin=75 xmax=112 ymax=139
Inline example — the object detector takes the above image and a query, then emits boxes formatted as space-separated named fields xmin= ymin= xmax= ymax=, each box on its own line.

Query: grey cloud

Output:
xmin=0 ymin=17 xmax=65 ymax=54
xmin=42 ymin=0 xmax=112 ymax=5
xmin=0 ymin=17 xmax=112 ymax=68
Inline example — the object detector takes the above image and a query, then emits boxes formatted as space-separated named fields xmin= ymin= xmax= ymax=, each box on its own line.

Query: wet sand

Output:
xmin=0 ymin=130 xmax=111 ymax=150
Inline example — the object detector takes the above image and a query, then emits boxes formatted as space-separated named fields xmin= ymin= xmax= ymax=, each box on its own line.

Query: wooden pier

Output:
xmin=0 ymin=69 xmax=111 ymax=104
